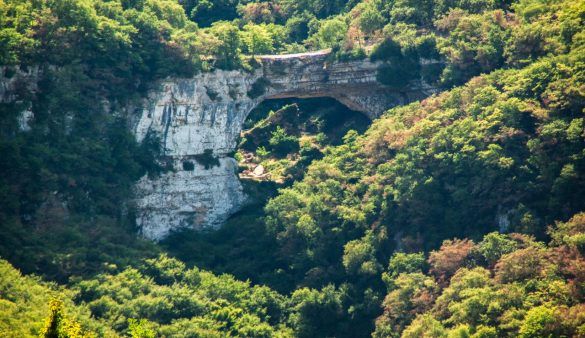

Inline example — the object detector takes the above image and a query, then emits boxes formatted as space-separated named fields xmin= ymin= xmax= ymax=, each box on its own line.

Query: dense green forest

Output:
xmin=1 ymin=0 xmax=584 ymax=336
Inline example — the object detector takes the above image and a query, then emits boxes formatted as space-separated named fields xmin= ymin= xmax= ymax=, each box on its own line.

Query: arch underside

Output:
xmin=264 ymin=88 xmax=413 ymax=119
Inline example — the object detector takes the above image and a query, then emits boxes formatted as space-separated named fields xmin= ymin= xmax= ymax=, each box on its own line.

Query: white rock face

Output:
xmin=134 ymin=70 xmax=261 ymax=240
xmin=134 ymin=52 xmax=436 ymax=240
xmin=17 ymin=108 xmax=34 ymax=132
xmin=134 ymin=70 xmax=262 ymax=156
xmin=253 ymin=164 xmax=265 ymax=176
xmin=135 ymin=157 xmax=246 ymax=240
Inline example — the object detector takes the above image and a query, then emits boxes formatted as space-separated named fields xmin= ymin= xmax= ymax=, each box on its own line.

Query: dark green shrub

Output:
xmin=3 ymin=67 xmax=16 ymax=79
xmin=205 ymin=87 xmax=219 ymax=101
xmin=336 ymin=47 xmax=367 ymax=62
xmin=194 ymin=149 xmax=220 ymax=169
xmin=182 ymin=161 xmax=195 ymax=171
xmin=248 ymin=78 xmax=271 ymax=99
xmin=269 ymin=126 xmax=299 ymax=156
xmin=416 ymin=36 xmax=440 ymax=59
xmin=377 ymin=62 xmax=419 ymax=89
xmin=370 ymin=39 xmax=403 ymax=62
xmin=421 ymin=63 xmax=444 ymax=84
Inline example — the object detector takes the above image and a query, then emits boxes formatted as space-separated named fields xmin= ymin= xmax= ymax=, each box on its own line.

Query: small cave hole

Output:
xmin=182 ymin=161 xmax=195 ymax=171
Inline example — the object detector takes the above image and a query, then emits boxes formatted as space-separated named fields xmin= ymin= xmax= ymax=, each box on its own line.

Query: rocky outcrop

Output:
xmin=0 ymin=66 xmax=40 ymax=103
xmin=134 ymin=51 xmax=436 ymax=240
xmin=133 ymin=70 xmax=258 ymax=240
xmin=1 ymin=66 xmax=40 ymax=132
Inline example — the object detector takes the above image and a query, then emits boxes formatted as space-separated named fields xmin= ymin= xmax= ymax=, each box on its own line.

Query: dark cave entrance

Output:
xmin=237 ymin=97 xmax=371 ymax=186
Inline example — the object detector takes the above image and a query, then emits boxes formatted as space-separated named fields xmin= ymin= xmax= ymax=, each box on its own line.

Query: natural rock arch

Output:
xmin=133 ymin=50 xmax=435 ymax=240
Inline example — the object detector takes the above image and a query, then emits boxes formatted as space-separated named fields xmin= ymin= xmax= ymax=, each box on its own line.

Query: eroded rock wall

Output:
xmin=133 ymin=70 xmax=261 ymax=239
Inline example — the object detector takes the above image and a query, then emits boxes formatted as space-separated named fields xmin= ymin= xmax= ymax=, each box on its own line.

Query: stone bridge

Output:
xmin=133 ymin=50 xmax=435 ymax=240
xmin=258 ymin=50 xmax=429 ymax=117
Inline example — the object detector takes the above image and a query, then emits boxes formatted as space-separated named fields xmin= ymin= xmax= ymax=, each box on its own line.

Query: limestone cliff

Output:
xmin=133 ymin=51 xmax=436 ymax=240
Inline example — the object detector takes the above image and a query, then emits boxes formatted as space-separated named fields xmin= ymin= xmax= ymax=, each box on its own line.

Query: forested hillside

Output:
xmin=1 ymin=0 xmax=584 ymax=337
